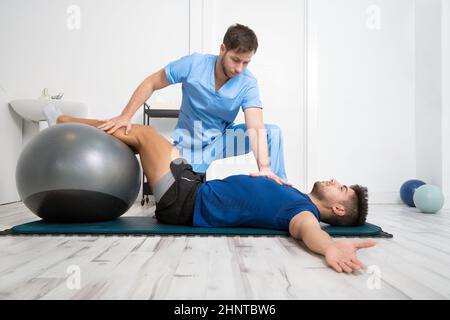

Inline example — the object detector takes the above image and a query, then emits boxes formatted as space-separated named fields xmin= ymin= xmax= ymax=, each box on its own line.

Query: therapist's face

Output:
xmin=219 ymin=44 xmax=254 ymax=78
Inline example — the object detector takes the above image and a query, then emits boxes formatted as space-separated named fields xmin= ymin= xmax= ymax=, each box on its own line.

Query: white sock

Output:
xmin=42 ymin=103 xmax=63 ymax=126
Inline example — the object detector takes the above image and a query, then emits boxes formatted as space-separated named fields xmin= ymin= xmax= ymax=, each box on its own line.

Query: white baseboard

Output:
xmin=444 ymin=193 xmax=450 ymax=209
xmin=369 ymin=191 xmax=402 ymax=204
xmin=370 ymin=191 xmax=449 ymax=208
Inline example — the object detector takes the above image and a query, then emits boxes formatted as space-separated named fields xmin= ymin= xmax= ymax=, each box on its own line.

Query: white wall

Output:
xmin=0 ymin=88 xmax=22 ymax=203
xmin=0 ymin=0 xmax=189 ymax=203
xmin=415 ymin=0 xmax=442 ymax=187
xmin=415 ymin=0 xmax=450 ymax=210
xmin=442 ymin=0 xmax=450 ymax=209
xmin=0 ymin=0 xmax=446 ymax=207
xmin=307 ymin=0 xmax=415 ymax=203
xmin=0 ymin=0 xmax=189 ymax=120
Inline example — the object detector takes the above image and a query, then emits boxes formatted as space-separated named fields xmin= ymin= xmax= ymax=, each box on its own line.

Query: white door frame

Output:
xmin=188 ymin=0 xmax=311 ymax=189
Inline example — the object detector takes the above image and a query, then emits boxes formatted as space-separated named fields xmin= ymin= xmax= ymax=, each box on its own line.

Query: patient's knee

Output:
xmin=132 ymin=125 xmax=153 ymax=148
xmin=57 ymin=115 xmax=70 ymax=124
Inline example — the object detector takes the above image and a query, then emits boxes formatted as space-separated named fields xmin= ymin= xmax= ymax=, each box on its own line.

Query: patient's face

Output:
xmin=311 ymin=179 xmax=355 ymax=204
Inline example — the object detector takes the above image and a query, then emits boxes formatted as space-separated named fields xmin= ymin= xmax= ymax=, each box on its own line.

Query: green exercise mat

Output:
xmin=2 ymin=216 xmax=392 ymax=238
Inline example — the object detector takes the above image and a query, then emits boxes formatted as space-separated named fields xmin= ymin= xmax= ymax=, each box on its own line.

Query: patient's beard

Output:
xmin=311 ymin=182 xmax=327 ymax=202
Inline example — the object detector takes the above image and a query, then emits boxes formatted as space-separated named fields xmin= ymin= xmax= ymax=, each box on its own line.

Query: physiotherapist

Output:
xmin=98 ymin=23 xmax=290 ymax=185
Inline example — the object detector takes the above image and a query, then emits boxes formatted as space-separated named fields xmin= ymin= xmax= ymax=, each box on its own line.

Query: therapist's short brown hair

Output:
xmin=223 ymin=23 xmax=258 ymax=53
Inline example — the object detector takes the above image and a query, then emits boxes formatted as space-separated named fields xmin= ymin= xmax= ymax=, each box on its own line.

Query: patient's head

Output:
xmin=308 ymin=179 xmax=368 ymax=226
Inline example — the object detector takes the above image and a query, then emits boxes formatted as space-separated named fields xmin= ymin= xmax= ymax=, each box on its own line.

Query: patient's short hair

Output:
xmin=326 ymin=184 xmax=369 ymax=226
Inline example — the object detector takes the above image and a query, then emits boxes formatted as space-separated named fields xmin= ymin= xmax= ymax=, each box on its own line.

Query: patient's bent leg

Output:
xmin=57 ymin=115 xmax=182 ymax=190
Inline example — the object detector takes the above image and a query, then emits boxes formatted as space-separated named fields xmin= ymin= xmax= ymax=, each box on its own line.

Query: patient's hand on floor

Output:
xmin=325 ymin=240 xmax=376 ymax=273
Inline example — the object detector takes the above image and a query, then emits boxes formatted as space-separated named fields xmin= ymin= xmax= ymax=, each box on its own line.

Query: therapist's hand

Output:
xmin=250 ymin=168 xmax=292 ymax=186
xmin=98 ymin=114 xmax=132 ymax=135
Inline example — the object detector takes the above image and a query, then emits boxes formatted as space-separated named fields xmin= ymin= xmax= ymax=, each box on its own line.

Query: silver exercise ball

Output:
xmin=16 ymin=123 xmax=141 ymax=223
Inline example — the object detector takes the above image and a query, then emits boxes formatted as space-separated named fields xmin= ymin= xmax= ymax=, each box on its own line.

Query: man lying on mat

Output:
xmin=43 ymin=105 xmax=376 ymax=273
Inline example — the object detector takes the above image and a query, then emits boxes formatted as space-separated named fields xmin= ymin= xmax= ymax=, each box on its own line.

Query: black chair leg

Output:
xmin=141 ymin=102 xmax=180 ymax=206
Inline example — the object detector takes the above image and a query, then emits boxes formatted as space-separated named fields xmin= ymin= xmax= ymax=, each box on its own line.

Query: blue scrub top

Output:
xmin=164 ymin=53 xmax=262 ymax=150
xmin=193 ymin=175 xmax=321 ymax=230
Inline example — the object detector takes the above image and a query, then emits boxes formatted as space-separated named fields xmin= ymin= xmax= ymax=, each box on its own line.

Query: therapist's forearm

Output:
xmin=121 ymin=79 xmax=155 ymax=118
xmin=247 ymin=124 xmax=271 ymax=171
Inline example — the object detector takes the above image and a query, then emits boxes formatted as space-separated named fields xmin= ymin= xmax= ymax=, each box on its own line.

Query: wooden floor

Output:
xmin=0 ymin=200 xmax=449 ymax=300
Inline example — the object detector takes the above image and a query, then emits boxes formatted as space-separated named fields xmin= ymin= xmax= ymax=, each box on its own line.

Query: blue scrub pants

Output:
xmin=175 ymin=123 xmax=287 ymax=180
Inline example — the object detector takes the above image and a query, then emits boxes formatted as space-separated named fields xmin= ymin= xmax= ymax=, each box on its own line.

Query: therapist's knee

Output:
xmin=264 ymin=124 xmax=283 ymax=140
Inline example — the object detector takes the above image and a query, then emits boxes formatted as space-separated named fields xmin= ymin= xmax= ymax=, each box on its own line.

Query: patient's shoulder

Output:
xmin=290 ymin=211 xmax=320 ymax=226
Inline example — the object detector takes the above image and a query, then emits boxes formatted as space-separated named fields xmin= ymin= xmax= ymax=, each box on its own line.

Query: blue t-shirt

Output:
xmin=164 ymin=53 xmax=262 ymax=149
xmin=193 ymin=175 xmax=321 ymax=230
